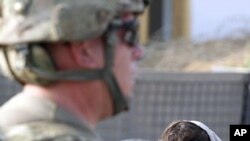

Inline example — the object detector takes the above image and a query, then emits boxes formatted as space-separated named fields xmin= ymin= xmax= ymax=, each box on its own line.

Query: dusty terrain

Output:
xmin=139 ymin=37 xmax=250 ymax=72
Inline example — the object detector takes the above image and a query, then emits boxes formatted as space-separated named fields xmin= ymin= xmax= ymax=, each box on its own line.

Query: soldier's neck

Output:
xmin=22 ymin=82 xmax=113 ymax=129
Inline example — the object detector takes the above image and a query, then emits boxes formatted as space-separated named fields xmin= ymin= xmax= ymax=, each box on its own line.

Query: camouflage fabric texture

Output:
xmin=3 ymin=121 xmax=97 ymax=141
xmin=0 ymin=94 xmax=100 ymax=141
xmin=0 ymin=0 xmax=147 ymax=45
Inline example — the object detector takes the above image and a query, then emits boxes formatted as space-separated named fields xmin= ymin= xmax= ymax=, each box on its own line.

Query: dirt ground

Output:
xmin=139 ymin=37 xmax=250 ymax=72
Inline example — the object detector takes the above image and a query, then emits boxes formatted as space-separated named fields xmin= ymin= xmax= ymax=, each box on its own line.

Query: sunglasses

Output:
xmin=109 ymin=17 xmax=139 ymax=47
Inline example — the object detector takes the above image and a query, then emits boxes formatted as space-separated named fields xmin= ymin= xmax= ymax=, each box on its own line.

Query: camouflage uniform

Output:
xmin=0 ymin=94 xmax=100 ymax=141
xmin=0 ymin=0 xmax=148 ymax=140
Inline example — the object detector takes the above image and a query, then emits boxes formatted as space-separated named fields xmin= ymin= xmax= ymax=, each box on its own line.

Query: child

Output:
xmin=160 ymin=120 xmax=222 ymax=141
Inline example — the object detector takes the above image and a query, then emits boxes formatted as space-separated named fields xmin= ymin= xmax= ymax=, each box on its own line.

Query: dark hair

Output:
xmin=160 ymin=121 xmax=210 ymax=141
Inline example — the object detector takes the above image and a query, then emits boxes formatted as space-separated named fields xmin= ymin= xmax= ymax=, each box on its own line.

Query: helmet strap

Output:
xmin=102 ymin=29 xmax=129 ymax=115
xmin=3 ymin=30 xmax=128 ymax=115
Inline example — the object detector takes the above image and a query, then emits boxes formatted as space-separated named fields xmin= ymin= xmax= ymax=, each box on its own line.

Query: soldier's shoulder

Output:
xmin=1 ymin=121 xmax=99 ymax=141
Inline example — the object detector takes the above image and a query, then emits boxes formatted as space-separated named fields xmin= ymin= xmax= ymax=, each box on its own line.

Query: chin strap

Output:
xmin=101 ymin=29 xmax=129 ymax=115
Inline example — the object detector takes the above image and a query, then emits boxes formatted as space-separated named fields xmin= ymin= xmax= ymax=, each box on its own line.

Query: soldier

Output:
xmin=0 ymin=0 xmax=149 ymax=140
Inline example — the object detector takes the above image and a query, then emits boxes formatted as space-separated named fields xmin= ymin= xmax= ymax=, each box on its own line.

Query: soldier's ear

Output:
xmin=70 ymin=42 xmax=96 ymax=69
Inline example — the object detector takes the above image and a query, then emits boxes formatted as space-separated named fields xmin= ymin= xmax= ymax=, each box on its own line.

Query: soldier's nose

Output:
xmin=132 ymin=44 xmax=144 ymax=61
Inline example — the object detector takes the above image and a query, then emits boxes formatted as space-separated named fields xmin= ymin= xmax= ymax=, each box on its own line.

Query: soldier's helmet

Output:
xmin=0 ymin=0 xmax=148 ymax=44
xmin=0 ymin=0 xmax=149 ymax=115
xmin=0 ymin=0 xmax=149 ymax=83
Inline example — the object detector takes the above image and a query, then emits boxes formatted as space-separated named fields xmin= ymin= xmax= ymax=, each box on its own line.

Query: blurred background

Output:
xmin=1 ymin=0 xmax=250 ymax=141
xmin=138 ymin=0 xmax=250 ymax=72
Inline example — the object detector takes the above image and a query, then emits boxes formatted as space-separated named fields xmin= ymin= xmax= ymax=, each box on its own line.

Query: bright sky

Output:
xmin=191 ymin=0 xmax=250 ymax=40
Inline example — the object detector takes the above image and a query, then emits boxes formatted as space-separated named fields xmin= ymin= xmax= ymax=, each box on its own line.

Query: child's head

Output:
xmin=160 ymin=120 xmax=222 ymax=141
